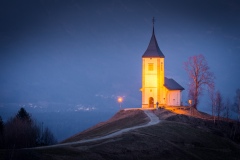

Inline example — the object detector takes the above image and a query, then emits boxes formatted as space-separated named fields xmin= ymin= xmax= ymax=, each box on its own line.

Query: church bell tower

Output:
xmin=141 ymin=18 xmax=165 ymax=108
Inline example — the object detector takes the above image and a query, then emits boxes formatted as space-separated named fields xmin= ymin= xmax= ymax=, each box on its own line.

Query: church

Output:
xmin=141 ymin=20 xmax=184 ymax=109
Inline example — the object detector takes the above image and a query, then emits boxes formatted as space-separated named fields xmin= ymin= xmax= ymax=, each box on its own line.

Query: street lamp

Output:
xmin=117 ymin=97 xmax=123 ymax=109
xmin=188 ymin=100 xmax=192 ymax=115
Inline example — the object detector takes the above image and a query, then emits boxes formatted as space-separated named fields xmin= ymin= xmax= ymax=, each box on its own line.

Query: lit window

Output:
xmin=148 ymin=63 xmax=154 ymax=71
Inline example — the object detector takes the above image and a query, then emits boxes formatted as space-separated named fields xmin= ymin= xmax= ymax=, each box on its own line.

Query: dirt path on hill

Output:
xmin=33 ymin=110 xmax=160 ymax=149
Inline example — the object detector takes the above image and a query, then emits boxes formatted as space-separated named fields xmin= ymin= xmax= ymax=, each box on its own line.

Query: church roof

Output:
xmin=142 ymin=27 xmax=165 ymax=58
xmin=164 ymin=77 xmax=184 ymax=90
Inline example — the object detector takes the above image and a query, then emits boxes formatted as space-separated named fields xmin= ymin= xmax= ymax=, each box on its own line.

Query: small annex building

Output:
xmin=141 ymin=21 xmax=184 ymax=109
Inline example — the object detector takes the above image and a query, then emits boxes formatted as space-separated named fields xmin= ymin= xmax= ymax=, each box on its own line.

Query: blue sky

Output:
xmin=0 ymin=0 xmax=240 ymax=113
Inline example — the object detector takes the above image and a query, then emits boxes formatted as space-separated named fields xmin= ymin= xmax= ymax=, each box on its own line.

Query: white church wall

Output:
xmin=167 ymin=90 xmax=181 ymax=106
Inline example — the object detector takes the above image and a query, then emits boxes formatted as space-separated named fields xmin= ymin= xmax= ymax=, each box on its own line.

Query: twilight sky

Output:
xmin=1 ymin=0 xmax=240 ymax=113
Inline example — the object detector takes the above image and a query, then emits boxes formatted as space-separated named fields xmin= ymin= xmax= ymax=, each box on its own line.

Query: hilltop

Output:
xmin=2 ymin=108 xmax=240 ymax=160
xmin=62 ymin=109 xmax=149 ymax=143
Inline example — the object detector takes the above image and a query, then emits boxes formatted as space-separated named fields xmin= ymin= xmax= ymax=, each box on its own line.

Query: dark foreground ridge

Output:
xmin=1 ymin=109 xmax=240 ymax=160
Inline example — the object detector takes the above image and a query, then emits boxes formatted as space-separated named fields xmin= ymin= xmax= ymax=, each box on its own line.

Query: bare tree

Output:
xmin=215 ymin=91 xmax=224 ymax=120
xmin=0 ymin=116 xmax=4 ymax=149
xmin=233 ymin=89 xmax=240 ymax=122
xmin=224 ymin=97 xmax=231 ymax=121
xmin=41 ymin=127 xmax=57 ymax=145
xmin=0 ymin=116 xmax=3 ymax=135
xmin=184 ymin=54 xmax=214 ymax=109
xmin=208 ymin=87 xmax=216 ymax=122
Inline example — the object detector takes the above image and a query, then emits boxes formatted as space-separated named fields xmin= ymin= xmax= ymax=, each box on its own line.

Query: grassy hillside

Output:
xmin=62 ymin=109 xmax=148 ymax=143
xmin=2 ymin=108 xmax=240 ymax=160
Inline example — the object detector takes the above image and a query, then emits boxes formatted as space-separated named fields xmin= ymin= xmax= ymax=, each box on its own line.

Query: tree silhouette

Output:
xmin=0 ymin=116 xmax=3 ymax=149
xmin=184 ymin=54 xmax=214 ymax=109
xmin=41 ymin=127 xmax=57 ymax=145
xmin=215 ymin=91 xmax=224 ymax=120
xmin=224 ymin=97 xmax=231 ymax=121
xmin=233 ymin=89 xmax=240 ymax=122
xmin=3 ymin=108 xmax=57 ymax=148
xmin=209 ymin=87 xmax=217 ymax=122
xmin=16 ymin=107 xmax=31 ymax=122
xmin=0 ymin=116 xmax=3 ymax=134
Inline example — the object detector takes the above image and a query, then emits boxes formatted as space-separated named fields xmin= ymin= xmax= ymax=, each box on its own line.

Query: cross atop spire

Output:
xmin=142 ymin=17 xmax=165 ymax=58
xmin=152 ymin=17 xmax=155 ymax=33
xmin=152 ymin=17 xmax=155 ymax=26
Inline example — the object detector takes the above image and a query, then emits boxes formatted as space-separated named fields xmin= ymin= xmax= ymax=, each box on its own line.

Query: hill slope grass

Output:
xmin=62 ymin=109 xmax=148 ymax=143
xmin=15 ymin=120 xmax=240 ymax=160
xmin=2 ymin=109 xmax=240 ymax=160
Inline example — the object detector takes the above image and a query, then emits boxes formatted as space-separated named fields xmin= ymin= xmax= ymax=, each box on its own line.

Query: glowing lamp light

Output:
xmin=117 ymin=97 xmax=123 ymax=109
xmin=118 ymin=97 xmax=123 ymax=103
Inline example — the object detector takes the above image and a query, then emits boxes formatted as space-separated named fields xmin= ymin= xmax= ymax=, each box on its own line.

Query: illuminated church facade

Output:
xmin=141 ymin=22 xmax=184 ymax=108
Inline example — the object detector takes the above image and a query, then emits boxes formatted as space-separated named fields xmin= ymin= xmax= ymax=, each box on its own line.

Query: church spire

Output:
xmin=152 ymin=17 xmax=155 ymax=34
xmin=142 ymin=17 xmax=165 ymax=58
